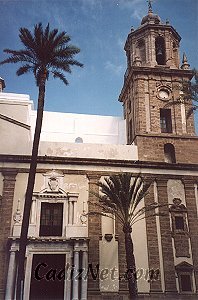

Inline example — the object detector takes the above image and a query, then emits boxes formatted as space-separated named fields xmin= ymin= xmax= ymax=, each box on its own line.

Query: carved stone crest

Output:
xmin=48 ymin=177 xmax=59 ymax=191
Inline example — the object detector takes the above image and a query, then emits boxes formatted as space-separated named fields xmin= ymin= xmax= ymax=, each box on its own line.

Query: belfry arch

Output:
xmin=155 ymin=36 xmax=166 ymax=65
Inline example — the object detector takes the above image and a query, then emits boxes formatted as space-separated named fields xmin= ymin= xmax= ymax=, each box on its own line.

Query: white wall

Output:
xmin=0 ymin=93 xmax=32 ymax=155
xmin=39 ymin=142 xmax=138 ymax=161
xmin=31 ymin=111 xmax=127 ymax=145
xmin=0 ymin=92 xmax=140 ymax=161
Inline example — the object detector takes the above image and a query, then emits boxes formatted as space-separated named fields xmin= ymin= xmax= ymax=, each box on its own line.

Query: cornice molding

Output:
xmin=0 ymin=154 xmax=197 ymax=172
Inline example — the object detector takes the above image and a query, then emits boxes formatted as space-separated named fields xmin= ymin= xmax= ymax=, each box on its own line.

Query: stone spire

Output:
xmin=181 ymin=52 xmax=190 ymax=70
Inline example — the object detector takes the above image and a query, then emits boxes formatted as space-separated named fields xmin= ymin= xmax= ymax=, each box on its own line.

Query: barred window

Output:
xmin=39 ymin=202 xmax=63 ymax=236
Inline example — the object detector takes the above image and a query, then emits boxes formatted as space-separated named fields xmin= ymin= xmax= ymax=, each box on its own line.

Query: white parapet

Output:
xmin=39 ymin=141 xmax=138 ymax=161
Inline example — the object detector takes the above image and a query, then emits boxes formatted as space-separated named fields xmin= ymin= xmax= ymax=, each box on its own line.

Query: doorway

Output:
xmin=29 ymin=254 xmax=65 ymax=300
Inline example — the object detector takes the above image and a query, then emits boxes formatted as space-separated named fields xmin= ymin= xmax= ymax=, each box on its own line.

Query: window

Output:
xmin=75 ymin=137 xmax=83 ymax=143
xmin=137 ymin=39 xmax=146 ymax=63
xmin=160 ymin=109 xmax=172 ymax=133
xmin=155 ymin=36 xmax=166 ymax=65
xmin=176 ymin=262 xmax=193 ymax=293
xmin=128 ymin=119 xmax=132 ymax=144
xmin=175 ymin=216 xmax=185 ymax=230
xmin=164 ymin=143 xmax=176 ymax=163
xmin=173 ymin=41 xmax=179 ymax=67
xmin=180 ymin=274 xmax=192 ymax=292
xmin=39 ymin=203 xmax=63 ymax=236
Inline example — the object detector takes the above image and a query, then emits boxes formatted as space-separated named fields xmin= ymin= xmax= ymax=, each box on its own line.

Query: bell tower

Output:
xmin=119 ymin=2 xmax=198 ymax=164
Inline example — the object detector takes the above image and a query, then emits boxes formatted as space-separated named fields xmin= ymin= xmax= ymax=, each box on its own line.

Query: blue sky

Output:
xmin=0 ymin=0 xmax=197 ymax=125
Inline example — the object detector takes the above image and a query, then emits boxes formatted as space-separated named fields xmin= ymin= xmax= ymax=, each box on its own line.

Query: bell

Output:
xmin=157 ymin=48 xmax=163 ymax=56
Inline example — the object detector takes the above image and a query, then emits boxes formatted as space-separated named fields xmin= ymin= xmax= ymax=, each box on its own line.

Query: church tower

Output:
xmin=119 ymin=2 xmax=198 ymax=164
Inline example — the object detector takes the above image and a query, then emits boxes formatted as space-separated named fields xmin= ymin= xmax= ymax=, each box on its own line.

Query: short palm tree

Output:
xmin=89 ymin=173 xmax=159 ymax=299
xmin=0 ymin=23 xmax=83 ymax=299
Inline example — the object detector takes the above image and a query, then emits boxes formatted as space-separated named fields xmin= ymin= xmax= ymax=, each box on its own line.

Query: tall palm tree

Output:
xmin=165 ymin=68 xmax=198 ymax=118
xmin=89 ymin=173 xmax=160 ymax=299
xmin=0 ymin=23 xmax=83 ymax=299
xmin=182 ymin=68 xmax=198 ymax=118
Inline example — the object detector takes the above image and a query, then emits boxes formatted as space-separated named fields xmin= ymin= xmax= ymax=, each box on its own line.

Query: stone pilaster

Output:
xmin=5 ymin=246 xmax=17 ymax=300
xmin=144 ymin=182 xmax=162 ymax=293
xmin=184 ymin=179 xmax=198 ymax=293
xmin=81 ymin=249 xmax=88 ymax=300
xmin=87 ymin=174 xmax=101 ymax=295
xmin=73 ymin=243 xmax=80 ymax=300
xmin=0 ymin=170 xmax=17 ymax=297
xmin=157 ymin=178 xmax=177 ymax=294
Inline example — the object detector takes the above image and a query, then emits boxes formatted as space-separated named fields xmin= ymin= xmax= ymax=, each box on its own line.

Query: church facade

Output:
xmin=0 ymin=4 xmax=198 ymax=300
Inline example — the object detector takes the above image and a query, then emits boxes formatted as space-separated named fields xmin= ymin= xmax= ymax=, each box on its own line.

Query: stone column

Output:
xmin=65 ymin=252 xmax=72 ymax=300
xmin=73 ymin=200 xmax=77 ymax=224
xmin=0 ymin=170 xmax=17 ymax=297
xmin=157 ymin=178 xmax=178 ymax=294
xmin=87 ymin=174 xmax=101 ymax=294
xmin=73 ymin=245 xmax=80 ymax=300
xmin=30 ymin=196 xmax=36 ymax=224
xmin=145 ymin=181 xmax=162 ymax=293
xmin=184 ymin=179 xmax=198 ymax=293
xmin=81 ymin=249 xmax=88 ymax=300
xmin=150 ymin=32 xmax=157 ymax=66
xmin=68 ymin=193 xmax=78 ymax=226
xmin=68 ymin=200 xmax=73 ymax=225
xmin=5 ymin=249 xmax=16 ymax=300
xmin=181 ymin=102 xmax=187 ymax=134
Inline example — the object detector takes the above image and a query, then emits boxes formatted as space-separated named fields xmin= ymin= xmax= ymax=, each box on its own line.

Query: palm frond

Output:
xmin=129 ymin=175 xmax=143 ymax=215
xmin=89 ymin=173 xmax=156 ymax=229
xmin=52 ymin=71 xmax=69 ymax=85
xmin=0 ymin=49 xmax=34 ymax=65
xmin=50 ymin=59 xmax=72 ymax=73
xmin=88 ymin=195 xmax=125 ymax=225
xmin=186 ymin=106 xmax=198 ymax=118
xmin=19 ymin=27 xmax=36 ymax=53
xmin=164 ymin=70 xmax=198 ymax=118
xmin=0 ymin=22 xmax=83 ymax=86
xmin=16 ymin=64 xmax=33 ymax=76
xmin=131 ymin=211 xmax=168 ymax=226
xmin=101 ymin=177 xmax=126 ymax=220
xmin=131 ymin=202 xmax=159 ymax=224
xmin=52 ymin=32 xmax=70 ymax=49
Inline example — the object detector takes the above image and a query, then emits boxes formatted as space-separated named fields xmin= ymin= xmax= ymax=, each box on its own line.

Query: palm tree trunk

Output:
xmin=16 ymin=75 xmax=46 ymax=300
xmin=123 ymin=223 xmax=138 ymax=299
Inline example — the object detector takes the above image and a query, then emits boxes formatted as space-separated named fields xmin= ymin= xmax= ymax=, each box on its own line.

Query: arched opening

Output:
xmin=137 ymin=39 xmax=146 ymax=63
xmin=173 ymin=41 xmax=179 ymax=67
xmin=155 ymin=36 xmax=166 ymax=65
xmin=164 ymin=143 xmax=176 ymax=163
xmin=160 ymin=108 xmax=172 ymax=133
xmin=75 ymin=137 xmax=83 ymax=143
xmin=175 ymin=262 xmax=193 ymax=293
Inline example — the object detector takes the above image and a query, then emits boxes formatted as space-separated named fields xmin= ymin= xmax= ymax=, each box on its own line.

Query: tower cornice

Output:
xmin=119 ymin=66 xmax=194 ymax=101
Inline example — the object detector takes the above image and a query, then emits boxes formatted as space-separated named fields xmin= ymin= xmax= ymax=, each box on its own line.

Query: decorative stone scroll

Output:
xmin=13 ymin=198 xmax=22 ymax=223
xmin=170 ymin=198 xmax=190 ymax=257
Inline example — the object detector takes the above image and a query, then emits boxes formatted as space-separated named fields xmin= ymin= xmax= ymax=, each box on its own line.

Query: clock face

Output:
xmin=159 ymin=89 xmax=169 ymax=100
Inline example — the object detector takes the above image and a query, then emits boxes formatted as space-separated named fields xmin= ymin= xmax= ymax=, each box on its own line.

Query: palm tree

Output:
xmin=89 ymin=173 xmax=160 ymax=299
xmin=0 ymin=23 xmax=83 ymax=299
xmin=181 ymin=68 xmax=198 ymax=118
xmin=165 ymin=68 xmax=198 ymax=118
